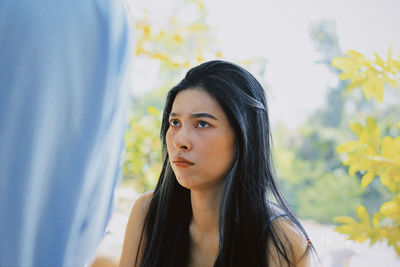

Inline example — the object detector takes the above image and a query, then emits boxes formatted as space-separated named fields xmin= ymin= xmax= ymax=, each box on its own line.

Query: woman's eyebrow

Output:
xmin=191 ymin=113 xmax=218 ymax=120
xmin=169 ymin=112 xmax=218 ymax=120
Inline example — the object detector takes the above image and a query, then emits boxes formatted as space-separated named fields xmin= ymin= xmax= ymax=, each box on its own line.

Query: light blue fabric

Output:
xmin=0 ymin=0 xmax=131 ymax=266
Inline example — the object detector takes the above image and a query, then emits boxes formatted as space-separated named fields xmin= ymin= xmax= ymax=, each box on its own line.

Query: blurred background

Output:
xmin=91 ymin=0 xmax=400 ymax=266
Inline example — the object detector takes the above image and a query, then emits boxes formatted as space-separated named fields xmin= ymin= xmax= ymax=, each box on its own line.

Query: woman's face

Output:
xmin=166 ymin=88 xmax=235 ymax=191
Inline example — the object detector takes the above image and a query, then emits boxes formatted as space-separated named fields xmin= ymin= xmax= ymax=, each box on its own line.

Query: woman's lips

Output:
xmin=173 ymin=156 xmax=194 ymax=168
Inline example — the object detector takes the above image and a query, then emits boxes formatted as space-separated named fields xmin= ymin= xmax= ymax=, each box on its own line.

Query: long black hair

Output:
xmin=137 ymin=60 xmax=313 ymax=266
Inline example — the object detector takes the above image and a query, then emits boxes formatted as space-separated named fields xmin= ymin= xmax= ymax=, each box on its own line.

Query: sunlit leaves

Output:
xmin=361 ymin=172 xmax=375 ymax=189
xmin=332 ymin=48 xmax=400 ymax=102
xmin=334 ymin=49 xmax=400 ymax=255
xmin=336 ymin=117 xmax=400 ymax=252
xmin=133 ymin=0 xmax=222 ymax=69
xmin=334 ymin=196 xmax=400 ymax=255
xmin=337 ymin=117 xmax=400 ymax=193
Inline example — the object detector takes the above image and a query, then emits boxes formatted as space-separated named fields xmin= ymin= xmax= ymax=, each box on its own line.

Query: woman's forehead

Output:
xmin=171 ymin=88 xmax=221 ymax=115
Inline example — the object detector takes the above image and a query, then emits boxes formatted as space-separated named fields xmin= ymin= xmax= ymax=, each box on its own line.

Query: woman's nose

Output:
xmin=173 ymin=128 xmax=192 ymax=151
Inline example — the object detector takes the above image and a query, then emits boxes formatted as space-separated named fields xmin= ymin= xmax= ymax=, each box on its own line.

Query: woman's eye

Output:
xmin=170 ymin=119 xmax=181 ymax=127
xmin=197 ymin=121 xmax=210 ymax=128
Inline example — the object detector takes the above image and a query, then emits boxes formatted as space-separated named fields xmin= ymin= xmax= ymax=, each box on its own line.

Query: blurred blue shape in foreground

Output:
xmin=0 ymin=0 xmax=131 ymax=266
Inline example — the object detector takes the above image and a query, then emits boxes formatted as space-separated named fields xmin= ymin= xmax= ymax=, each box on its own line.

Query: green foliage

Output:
xmin=333 ymin=48 xmax=400 ymax=255
xmin=275 ymin=20 xmax=396 ymax=225
xmin=123 ymin=106 xmax=162 ymax=192
xmin=274 ymin=125 xmax=363 ymax=224
xmin=297 ymin=172 xmax=362 ymax=223
xmin=274 ymin=20 xmax=364 ymax=224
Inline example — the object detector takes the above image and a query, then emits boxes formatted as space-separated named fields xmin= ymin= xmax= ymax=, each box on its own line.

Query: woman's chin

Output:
xmin=176 ymin=176 xmax=224 ymax=193
xmin=176 ymin=175 xmax=198 ymax=190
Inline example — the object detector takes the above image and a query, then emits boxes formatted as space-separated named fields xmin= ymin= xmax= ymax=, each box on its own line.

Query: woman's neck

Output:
xmin=190 ymin=188 xmax=220 ymax=235
xmin=189 ymin=188 xmax=220 ymax=266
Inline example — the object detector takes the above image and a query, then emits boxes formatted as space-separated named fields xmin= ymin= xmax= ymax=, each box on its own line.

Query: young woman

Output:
xmin=120 ymin=60 xmax=314 ymax=267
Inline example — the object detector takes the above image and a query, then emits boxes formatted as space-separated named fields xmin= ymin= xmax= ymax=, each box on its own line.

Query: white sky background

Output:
xmin=130 ymin=0 xmax=400 ymax=128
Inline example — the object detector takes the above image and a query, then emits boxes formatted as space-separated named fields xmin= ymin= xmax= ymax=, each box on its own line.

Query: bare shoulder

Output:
xmin=268 ymin=217 xmax=311 ymax=267
xmin=128 ymin=190 xmax=154 ymax=224
xmin=119 ymin=190 xmax=154 ymax=267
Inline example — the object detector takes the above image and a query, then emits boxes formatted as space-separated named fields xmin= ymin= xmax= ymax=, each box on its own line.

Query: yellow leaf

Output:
xmin=337 ymin=141 xmax=361 ymax=153
xmin=394 ymin=243 xmax=400 ymax=257
xmin=387 ymin=46 xmax=394 ymax=69
xmin=366 ymin=117 xmax=380 ymax=152
xmin=374 ymin=52 xmax=385 ymax=68
xmin=332 ymin=57 xmax=359 ymax=72
xmin=394 ymin=59 xmax=400 ymax=71
xmin=356 ymin=206 xmax=370 ymax=224
xmin=348 ymin=50 xmax=366 ymax=60
xmin=372 ymin=213 xmax=382 ymax=227
xmin=363 ymin=77 xmax=374 ymax=99
xmin=350 ymin=72 xmax=366 ymax=84
xmin=194 ymin=0 xmax=205 ymax=11
xmin=372 ymin=76 xmax=385 ymax=102
xmin=350 ymin=123 xmax=363 ymax=138
xmin=147 ymin=106 xmax=160 ymax=117
xmin=339 ymin=71 xmax=354 ymax=80
xmin=335 ymin=225 xmax=354 ymax=234
xmin=331 ymin=57 xmax=346 ymax=69
xmin=187 ymin=23 xmax=207 ymax=32
xmin=334 ymin=216 xmax=357 ymax=224
xmin=370 ymin=234 xmax=379 ymax=246
xmin=380 ymin=200 xmax=400 ymax=216
xmin=142 ymin=24 xmax=151 ymax=37
xmin=379 ymin=173 xmax=397 ymax=192
xmin=381 ymin=136 xmax=400 ymax=159
xmin=361 ymin=172 xmax=375 ymax=188
xmin=172 ymin=34 xmax=184 ymax=44
xmin=346 ymin=79 xmax=364 ymax=92
xmin=349 ymin=165 xmax=358 ymax=176
xmin=346 ymin=82 xmax=362 ymax=92
xmin=357 ymin=235 xmax=368 ymax=243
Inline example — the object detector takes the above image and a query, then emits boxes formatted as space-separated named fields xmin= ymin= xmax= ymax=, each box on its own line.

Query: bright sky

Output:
xmin=205 ymin=0 xmax=400 ymax=128
xmin=131 ymin=0 xmax=400 ymax=128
